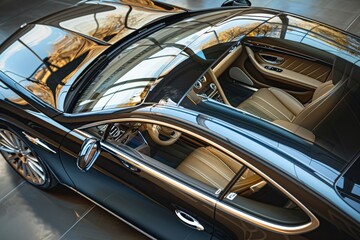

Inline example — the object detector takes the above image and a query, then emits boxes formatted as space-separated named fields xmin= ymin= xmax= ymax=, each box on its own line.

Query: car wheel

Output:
xmin=0 ymin=128 xmax=58 ymax=190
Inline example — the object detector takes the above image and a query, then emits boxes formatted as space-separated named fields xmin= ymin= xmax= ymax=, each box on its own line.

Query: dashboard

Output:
xmin=192 ymin=72 xmax=225 ymax=103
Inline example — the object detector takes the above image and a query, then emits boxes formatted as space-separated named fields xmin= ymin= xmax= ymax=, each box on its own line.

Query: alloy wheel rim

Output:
xmin=0 ymin=129 xmax=46 ymax=185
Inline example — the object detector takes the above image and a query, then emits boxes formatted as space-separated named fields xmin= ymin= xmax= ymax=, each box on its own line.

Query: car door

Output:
xmin=59 ymin=118 xmax=216 ymax=240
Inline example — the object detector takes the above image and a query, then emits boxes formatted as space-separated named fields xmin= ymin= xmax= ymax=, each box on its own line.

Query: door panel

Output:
xmin=99 ymin=123 xmax=216 ymax=240
xmin=255 ymin=50 xmax=331 ymax=82
xmin=101 ymin=153 xmax=215 ymax=240
xmin=228 ymin=37 xmax=335 ymax=103
xmin=245 ymin=45 xmax=323 ymax=90
xmin=60 ymin=126 xmax=214 ymax=240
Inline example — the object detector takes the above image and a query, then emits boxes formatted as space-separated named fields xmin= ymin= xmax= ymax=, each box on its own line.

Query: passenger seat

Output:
xmin=237 ymin=57 xmax=352 ymax=131
xmin=176 ymin=146 xmax=262 ymax=194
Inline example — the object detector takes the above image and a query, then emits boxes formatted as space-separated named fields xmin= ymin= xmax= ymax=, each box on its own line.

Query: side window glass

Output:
xmin=82 ymin=124 xmax=108 ymax=139
xmin=222 ymin=169 xmax=311 ymax=226
xmin=103 ymin=121 xmax=243 ymax=195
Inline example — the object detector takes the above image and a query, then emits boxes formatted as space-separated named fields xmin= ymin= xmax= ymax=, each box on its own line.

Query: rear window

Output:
xmin=336 ymin=157 xmax=360 ymax=213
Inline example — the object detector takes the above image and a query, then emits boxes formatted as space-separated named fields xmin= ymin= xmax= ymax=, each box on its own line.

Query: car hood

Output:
xmin=0 ymin=0 xmax=184 ymax=112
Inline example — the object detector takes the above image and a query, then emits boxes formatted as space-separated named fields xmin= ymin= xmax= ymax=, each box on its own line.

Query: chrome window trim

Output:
xmin=102 ymin=141 xmax=218 ymax=205
xmin=74 ymin=128 xmax=217 ymax=207
xmin=216 ymin=201 xmax=317 ymax=235
xmin=76 ymin=117 xmax=319 ymax=234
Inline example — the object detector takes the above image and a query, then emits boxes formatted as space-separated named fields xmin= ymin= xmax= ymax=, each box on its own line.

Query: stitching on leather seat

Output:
xmin=207 ymin=147 xmax=240 ymax=173
xmin=269 ymin=87 xmax=304 ymax=108
xmin=253 ymin=96 xmax=292 ymax=121
xmin=182 ymin=164 xmax=222 ymax=189
xmin=269 ymin=88 xmax=303 ymax=116
xmin=193 ymin=148 xmax=235 ymax=181
xmin=246 ymin=99 xmax=280 ymax=120
xmin=205 ymin=147 xmax=237 ymax=174
xmin=197 ymin=156 xmax=231 ymax=181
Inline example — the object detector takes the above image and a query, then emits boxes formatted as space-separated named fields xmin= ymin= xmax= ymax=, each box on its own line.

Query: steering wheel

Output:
xmin=147 ymin=124 xmax=181 ymax=146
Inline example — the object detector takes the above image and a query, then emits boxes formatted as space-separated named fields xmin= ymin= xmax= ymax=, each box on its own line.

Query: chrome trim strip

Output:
xmin=22 ymin=131 xmax=56 ymax=154
xmin=64 ymin=184 xmax=156 ymax=240
xmin=216 ymin=201 xmax=317 ymax=235
xmin=103 ymin=141 xmax=217 ymax=205
xmin=74 ymin=128 xmax=217 ymax=207
xmin=75 ymin=118 xmax=319 ymax=234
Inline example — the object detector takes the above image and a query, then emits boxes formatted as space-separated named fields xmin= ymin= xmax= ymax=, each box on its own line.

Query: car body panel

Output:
xmin=0 ymin=78 xmax=73 ymax=185
xmin=0 ymin=4 xmax=359 ymax=240
xmin=59 ymin=116 xmax=215 ymax=239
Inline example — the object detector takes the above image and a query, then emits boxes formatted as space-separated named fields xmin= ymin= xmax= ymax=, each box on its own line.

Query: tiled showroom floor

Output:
xmin=0 ymin=0 xmax=359 ymax=239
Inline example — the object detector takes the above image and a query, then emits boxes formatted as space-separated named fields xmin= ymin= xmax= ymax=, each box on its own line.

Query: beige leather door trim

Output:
xmin=255 ymin=51 xmax=331 ymax=82
xmin=246 ymin=47 xmax=322 ymax=90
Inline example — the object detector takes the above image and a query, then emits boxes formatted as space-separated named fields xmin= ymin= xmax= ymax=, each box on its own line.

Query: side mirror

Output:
xmin=221 ymin=0 xmax=251 ymax=7
xmin=77 ymin=138 xmax=101 ymax=172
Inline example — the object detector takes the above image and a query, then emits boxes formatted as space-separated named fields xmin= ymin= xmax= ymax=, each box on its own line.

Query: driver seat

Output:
xmin=177 ymin=146 xmax=263 ymax=193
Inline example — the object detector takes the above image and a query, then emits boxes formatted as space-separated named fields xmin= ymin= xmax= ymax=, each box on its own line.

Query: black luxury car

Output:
xmin=0 ymin=0 xmax=359 ymax=239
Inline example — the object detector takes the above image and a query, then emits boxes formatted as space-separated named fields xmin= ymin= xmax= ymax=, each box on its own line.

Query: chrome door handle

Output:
xmin=175 ymin=209 xmax=204 ymax=231
xmin=22 ymin=131 xmax=56 ymax=154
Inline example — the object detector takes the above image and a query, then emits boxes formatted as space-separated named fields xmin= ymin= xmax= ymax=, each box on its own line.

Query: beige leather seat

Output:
xmin=237 ymin=87 xmax=308 ymax=122
xmin=238 ymin=57 xmax=352 ymax=131
xmin=177 ymin=146 xmax=262 ymax=194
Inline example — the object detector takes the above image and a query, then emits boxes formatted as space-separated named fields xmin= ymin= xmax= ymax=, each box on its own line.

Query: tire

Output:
xmin=0 ymin=128 xmax=58 ymax=190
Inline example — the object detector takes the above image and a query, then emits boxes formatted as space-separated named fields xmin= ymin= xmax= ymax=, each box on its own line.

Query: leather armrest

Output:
xmin=259 ymin=63 xmax=322 ymax=89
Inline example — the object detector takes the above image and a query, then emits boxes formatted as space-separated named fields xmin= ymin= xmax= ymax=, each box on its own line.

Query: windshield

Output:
xmin=73 ymin=9 xmax=274 ymax=113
